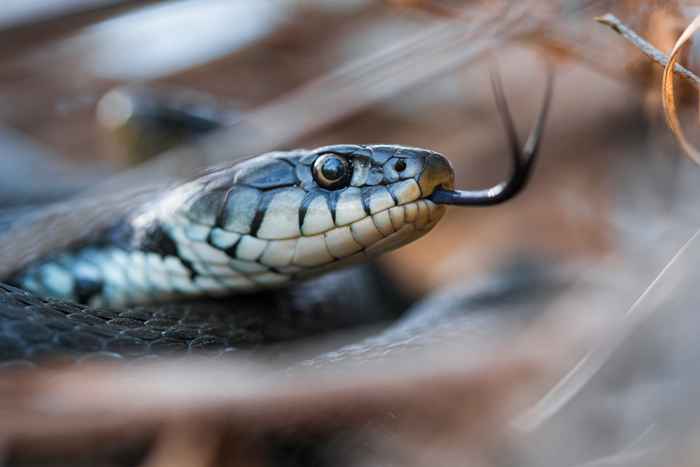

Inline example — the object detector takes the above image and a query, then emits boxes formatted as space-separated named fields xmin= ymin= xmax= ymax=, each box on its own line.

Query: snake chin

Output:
xmin=362 ymin=198 xmax=445 ymax=255
xmin=299 ymin=198 xmax=446 ymax=278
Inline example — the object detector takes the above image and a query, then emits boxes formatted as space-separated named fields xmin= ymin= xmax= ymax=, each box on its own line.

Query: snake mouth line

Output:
xmin=234 ymin=197 xmax=445 ymax=286
xmin=148 ymin=197 xmax=446 ymax=297
xmin=299 ymin=197 xmax=445 ymax=266
xmin=172 ymin=197 xmax=445 ymax=284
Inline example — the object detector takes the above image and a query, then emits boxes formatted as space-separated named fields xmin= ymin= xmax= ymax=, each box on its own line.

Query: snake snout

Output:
xmin=418 ymin=152 xmax=455 ymax=197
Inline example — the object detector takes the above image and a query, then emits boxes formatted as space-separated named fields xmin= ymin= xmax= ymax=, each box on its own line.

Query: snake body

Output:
xmin=0 ymin=143 xmax=453 ymax=362
xmin=0 ymin=66 xmax=551 ymax=365
xmin=0 ymin=266 xmax=405 ymax=365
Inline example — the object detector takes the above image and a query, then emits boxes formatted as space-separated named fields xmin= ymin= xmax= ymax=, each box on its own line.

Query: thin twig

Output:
xmin=595 ymin=13 xmax=700 ymax=87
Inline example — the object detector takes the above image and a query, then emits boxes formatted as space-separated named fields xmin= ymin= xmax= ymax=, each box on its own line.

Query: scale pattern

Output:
xmin=0 ymin=283 xmax=352 ymax=367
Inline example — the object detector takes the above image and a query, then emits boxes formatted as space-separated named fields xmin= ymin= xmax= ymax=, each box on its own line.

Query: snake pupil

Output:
xmin=321 ymin=158 xmax=345 ymax=181
xmin=313 ymin=154 xmax=351 ymax=189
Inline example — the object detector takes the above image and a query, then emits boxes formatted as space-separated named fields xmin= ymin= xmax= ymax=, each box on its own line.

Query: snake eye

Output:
xmin=312 ymin=154 xmax=351 ymax=189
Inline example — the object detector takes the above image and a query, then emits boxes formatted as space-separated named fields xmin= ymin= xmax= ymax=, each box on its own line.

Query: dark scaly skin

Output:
xmin=0 ymin=265 xmax=406 ymax=367
xmin=0 ymin=208 xmax=407 ymax=366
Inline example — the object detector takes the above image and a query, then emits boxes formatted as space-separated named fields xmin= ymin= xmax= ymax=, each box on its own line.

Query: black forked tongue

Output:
xmin=430 ymin=68 xmax=553 ymax=206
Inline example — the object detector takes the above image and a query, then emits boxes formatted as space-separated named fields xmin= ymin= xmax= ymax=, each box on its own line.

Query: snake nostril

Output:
xmin=394 ymin=159 xmax=407 ymax=172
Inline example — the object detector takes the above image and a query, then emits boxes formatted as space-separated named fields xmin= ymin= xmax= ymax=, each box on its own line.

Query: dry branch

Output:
xmin=597 ymin=12 xmax=700 ymax=166
xmin=595 ymin=13 xmax=700 ymax=86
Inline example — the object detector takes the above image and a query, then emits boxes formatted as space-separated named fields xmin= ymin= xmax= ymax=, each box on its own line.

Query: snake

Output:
xmin=0 ymin=72 xmax=552 ymax=366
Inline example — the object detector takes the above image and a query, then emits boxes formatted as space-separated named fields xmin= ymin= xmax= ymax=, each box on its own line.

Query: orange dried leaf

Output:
xmin=662 ymin=14 xmax=700 ymax=165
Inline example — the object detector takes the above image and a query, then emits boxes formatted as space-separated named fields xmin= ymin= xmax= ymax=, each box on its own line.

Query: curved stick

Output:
xmin=430 ymin=67 xmax=553 ymax=206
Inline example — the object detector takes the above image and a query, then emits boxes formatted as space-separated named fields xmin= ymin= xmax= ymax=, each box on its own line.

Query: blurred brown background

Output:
xmin=4 ymin=2 xmax=700 ymax=466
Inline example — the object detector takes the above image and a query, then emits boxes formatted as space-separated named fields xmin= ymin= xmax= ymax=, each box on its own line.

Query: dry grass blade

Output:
xmin=512 ymin=228 xmax=700 ymax=432
xmin=0 ymin=0 xmax=165 ymax=61
xmin=195 ymin=4 xmax=535 ymax=166
xmin=662 ymin=14 xmax=700 ymax=165
xmin=384 ymin=0 xmax=459 ymax=17
xmin=38 ymin=2 xmax=546 ymax=188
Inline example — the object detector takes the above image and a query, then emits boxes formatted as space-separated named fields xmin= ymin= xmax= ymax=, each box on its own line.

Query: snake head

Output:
xmin=13 ymin=145 xmax=456 ymax=305
xmin=148 ymin=144 xmax=455 ymax=294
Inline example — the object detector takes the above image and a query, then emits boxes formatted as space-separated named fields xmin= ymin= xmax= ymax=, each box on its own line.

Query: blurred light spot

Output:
xmin=74 ymin=0 xmax=286 ymax=80
xmin=96 ymin=88 xmax=134 ymax=130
